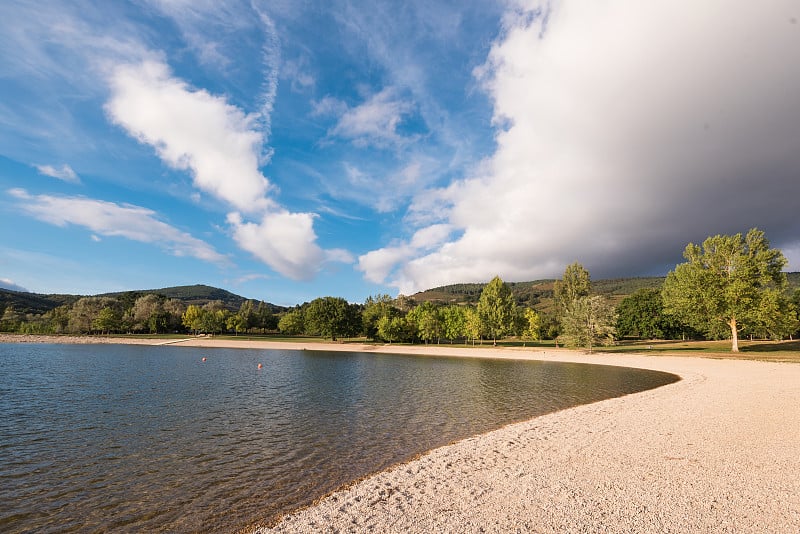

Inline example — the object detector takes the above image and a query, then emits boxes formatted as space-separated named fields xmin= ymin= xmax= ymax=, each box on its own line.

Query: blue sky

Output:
xmin=2 ymin=1 xmax=799 ymax=306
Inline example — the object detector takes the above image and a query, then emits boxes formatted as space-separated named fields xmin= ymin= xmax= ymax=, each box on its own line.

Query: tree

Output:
xmin=553 ymin=262 xmax=591 ymax=310
xmin=278 ymin=309 xmax=305 ymax=335
xmin=616 ymin=288 xmax=681 ymax=339
xmin=559 ymin=295 xmax=616 ymax=352
xmin=238 ymin=300 xmax=256 ymax=333
xmin=68 ymin=297 xmax=118 ymax=334
xmin=442 ymin=305 xmax=467 ymax=343
xmin=304 ymin=297 xmax=356 ymax=340
xmin=182 ymin=305 xmax=204 ymax=334
xmin=163 ymin=298 xmax=186 ymax=332
xmin=1 ymin=306 xmax=22 ymax=332
xmin=362 ymin=294 xmax=396 ymax=339
xmin=377 ymin=315 xmax=411 ymax=344
xmin=522 ymin=308 xmax=541 ymax=341
xmin=748 ymin=288 xmax=799 ymax=341
xmin=226 ymin=313 xmax=246 ymax=336
xmin=662 ymin=228 xmax=787 ymax=352
xmin=93 ymin=307 xmax=120 ymax=334
xmin=792 ymin=290 xmax=800 ymax=340
xmin=407 ymin=302 xmax=443 ymax=344
xmin=132 ymin=294 xmax=163 ymax=333
xmin=255 ymin=301 xmax=278 ymax=332
xmin=477 ymin=276 xmax=516 ymax=344
xmin=463 ymin=307 xmax=482 ymax=345
xmin=47 ymin=305 xmax=71 ymax=334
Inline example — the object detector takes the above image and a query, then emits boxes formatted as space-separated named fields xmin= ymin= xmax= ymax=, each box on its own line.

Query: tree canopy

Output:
xmin=662 ymin=228 xmax=787 ymax=352
xmin=554 ymin=262 xmax=591 ymax=309
xmin=303 ymin=297 xmax=361 ymax=340
xmin=477 ymin=276 xmax=516 ymax=344
xmin=615 ymin=288 xmax=681 ymax=339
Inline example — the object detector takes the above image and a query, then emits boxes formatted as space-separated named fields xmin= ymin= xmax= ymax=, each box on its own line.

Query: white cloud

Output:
xmin=358 ymin=245 xmax=414 ymax=284
xmin=328 ymin=87 xmax=416 ymax=148
xmin=35 ymin=163 xmax=80 ymax=184
xmin=311 ymin=96 xmax=348 ymax=118
xmin=0 ymin=278 xmax=29 ymax=292
xmin=357 ymin=224 xmax=453 ymax=286
xmin=282 ymin=57 xmax=315 ymax=92
xmin=9 ymin=188 xmax=227 ymax=265
xmin=105 ymin=59 xmax=346 ymax=280
xmin=228 ymin=211 xmax=351 ymax=280
xmin=106 ymin=60 xmax=272 ymax=214
xmin=362 ymin=0 xmax=800 ymax=292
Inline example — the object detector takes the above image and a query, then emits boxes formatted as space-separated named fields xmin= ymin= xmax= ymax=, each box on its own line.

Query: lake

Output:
xmin=0 ymin=343 xmax=678 ymax=532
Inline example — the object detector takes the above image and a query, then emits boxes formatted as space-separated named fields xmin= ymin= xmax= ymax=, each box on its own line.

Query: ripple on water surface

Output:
xmin=0 ymin=343 xmax=678 ymax=532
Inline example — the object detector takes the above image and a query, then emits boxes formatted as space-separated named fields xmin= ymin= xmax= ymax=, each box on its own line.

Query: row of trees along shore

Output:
xmin=2 ymin=229 xmax=798 ymax=352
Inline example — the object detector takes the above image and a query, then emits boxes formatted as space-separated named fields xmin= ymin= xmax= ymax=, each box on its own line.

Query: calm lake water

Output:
xmin=0 ymin=343 xmax=678 ymax=532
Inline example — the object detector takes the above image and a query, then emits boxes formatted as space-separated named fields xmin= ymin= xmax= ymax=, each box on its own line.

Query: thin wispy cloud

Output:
xmin=328 ymin=87 xmax=417 ymax=148
xmin=34 ymin=163 xmax=80 ymax=184
xmin=8 ymin=188 xmax=228 ymax=265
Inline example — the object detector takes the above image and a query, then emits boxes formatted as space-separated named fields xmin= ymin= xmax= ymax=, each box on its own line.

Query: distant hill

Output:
xmin=0 ymin=289 xmax=79 ymax=315
xmin=1 ymin=284 xmax=286 ymax=315
xmin=413 ymin=273 xmax=800 ymax=315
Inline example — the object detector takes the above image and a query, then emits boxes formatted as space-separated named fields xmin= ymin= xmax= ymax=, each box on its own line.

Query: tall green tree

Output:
xmin=616 ymin=288 xmax=681 ymax=339
xmin=93 ymin=307 xmax=121 ymax=334
xmin=559 ymin=295 xmax=616 ymax=352
xmin=464 ymin=307 xmax=482 ymax=345
xmin=132 ymin=294 xmax=163 ymax=333
xmin=477 ymin=276 xmax=516 ymax=344
xmin=304 ymin=296 xmax=356 ymax=340
xmin=408 ymin=301 xmax=443 ymax=344
xmin=1 ymin=306 xmax=22 ymax=332
xmin=226 ymin=313 xmax=246 ymax=335
xmin=68 ymin=297 xmax=118 ymax=334
xmin=522 ymin=308 xmax=542 ymax=341
xmin=377 ymin=315 xmax=411 ymax=344
xmin=278 ymin=309 xmax=305 ymax=335
xmin=182 ymin=305 xmax=204 ymax=334
xmin=255 ymin=301 xmax=278 ymax=332
xmin=362 ymin=294 xmax=396 ymax=339
xmin=442 ymin=305 xmax=467 ymax=343
xmin=553 ymin=262 xmax=591 ymax=310
xmin=163 ymin=298 xmax=186 ymax=333
xmin=662 ymin=228 xmax=787 ymax=352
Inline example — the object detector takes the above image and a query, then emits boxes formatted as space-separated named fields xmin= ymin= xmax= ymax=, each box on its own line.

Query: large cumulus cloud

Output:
xmin=360 ymin=0 xmax=800 ymax=293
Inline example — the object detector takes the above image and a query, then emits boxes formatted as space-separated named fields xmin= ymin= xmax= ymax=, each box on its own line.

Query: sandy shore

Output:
xmin=3 ymin=335 xmax=799 ymax=532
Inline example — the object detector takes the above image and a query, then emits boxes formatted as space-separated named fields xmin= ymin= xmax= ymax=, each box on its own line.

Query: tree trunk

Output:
xmin=729 ymin=317 xmax=739 ymax=352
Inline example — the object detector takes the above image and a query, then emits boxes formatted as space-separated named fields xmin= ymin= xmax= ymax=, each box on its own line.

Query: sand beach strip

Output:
xmin=3 ymin=335 xmax=798 ymax=532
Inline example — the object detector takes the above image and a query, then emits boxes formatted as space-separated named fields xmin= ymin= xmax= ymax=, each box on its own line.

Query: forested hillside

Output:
xmin=0 ymin=290 xmax=78 ymax=315
xmin=1 ymin=284 xmax=285 ymax=316
xmin=413 ymin=274 xmax=799 ymax=314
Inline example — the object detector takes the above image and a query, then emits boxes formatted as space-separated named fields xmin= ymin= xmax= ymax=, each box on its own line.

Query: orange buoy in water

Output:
xmin=202 ymin=357 xmax=207 ymax=362
xmin=257 ymin=363 xmax=263 ymax=369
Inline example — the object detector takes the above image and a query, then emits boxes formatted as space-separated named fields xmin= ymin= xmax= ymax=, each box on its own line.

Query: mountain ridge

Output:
xmin=0 ymin=284 xmax=286 ymax=315
xmin=2 ymin=274 xmax=798 ymax=317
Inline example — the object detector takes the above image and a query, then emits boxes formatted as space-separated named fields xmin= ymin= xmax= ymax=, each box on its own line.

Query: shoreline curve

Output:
xmin=3 ymin=335 xmax=798 ymax=532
